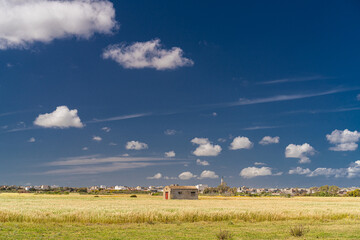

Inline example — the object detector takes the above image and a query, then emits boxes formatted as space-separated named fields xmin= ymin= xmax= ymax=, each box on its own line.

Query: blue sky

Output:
xmin=1 ymin=0 xmax=360 ymax=187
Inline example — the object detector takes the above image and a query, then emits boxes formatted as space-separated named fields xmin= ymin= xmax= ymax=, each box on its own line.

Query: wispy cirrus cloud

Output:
xmin=87 ymin=113 xmax=152 ymax=123
xmin=284 ymin=107 xmax=360 ymax=115
xmin=42 ymin=155 xmax=187 ymax=175
xmin=257 ymin=75 xmax=333 ymax=85
xmin=242 ymin=125 xmax=280 ymax=130
xmin=86 ymin=88 xmax=356 ymax=127
xmin=46 ymin=155 xmax=183 ymax=166
xmin=221 ymin=88 xmax=354 ymax=107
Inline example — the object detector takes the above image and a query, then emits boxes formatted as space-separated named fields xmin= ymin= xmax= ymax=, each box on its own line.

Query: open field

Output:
xmin=1 ymin=193 xmax=360 ymax=239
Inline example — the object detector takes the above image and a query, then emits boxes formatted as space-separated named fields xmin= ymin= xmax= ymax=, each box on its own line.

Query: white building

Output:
xmin=114 ymin=185 xmax=127 ymax=190
xmin=195 ymin=184 xmax=209 ymax=193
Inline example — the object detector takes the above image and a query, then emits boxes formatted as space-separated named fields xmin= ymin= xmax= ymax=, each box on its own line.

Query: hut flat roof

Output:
xmin=166 ymin=186 xmax=198 ymax=190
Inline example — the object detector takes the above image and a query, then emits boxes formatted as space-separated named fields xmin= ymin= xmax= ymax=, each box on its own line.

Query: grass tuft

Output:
xmin=216 ymin=229 xmax=233 ymax=240
xmin=289 ymin=225 xmax=308 ymax=237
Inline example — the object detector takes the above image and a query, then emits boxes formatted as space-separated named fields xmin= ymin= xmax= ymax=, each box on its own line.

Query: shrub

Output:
xmin=130 ymin=194 xmax=137 ymax=198
xmin=290 ymin=225 xmax=307 ymax=237
xmin=216 ymin=229 xmax=233 ymax=240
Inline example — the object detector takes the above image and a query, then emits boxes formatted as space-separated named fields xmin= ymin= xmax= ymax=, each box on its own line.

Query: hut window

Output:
xmin=178 ymin=191 xmax=182 ymax=194
xmin=191 ymin=191 xmax=196 ymax=196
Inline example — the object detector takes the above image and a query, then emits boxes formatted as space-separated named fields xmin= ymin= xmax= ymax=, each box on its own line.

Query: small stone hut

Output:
xmin=163 ymin=185 xmax=198 ymax=200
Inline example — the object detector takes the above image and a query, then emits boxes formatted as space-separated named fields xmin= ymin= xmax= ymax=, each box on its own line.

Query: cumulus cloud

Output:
xmin=34 ymin=106 xmax=83 ymax=128
xmin=289 ymin=166 xmax=346 ymax=178
xmin=178 ymin=171 xmax=196 ymax=180
xmin=102 ymin=39 xmax=193 ymax=70
xmin=289 ymin=162 xmax=360 ymax=178
xmin=347 ymin=161 xmax=360 ymax=178
xmin=126 ymin=141 xmax=148 ymax=150
xmin=199 ymin=170 xmax=219 ymax=179
xmin=28 ymin=137 xmax=35 ymax=143
xmin=165 ymin=151 xmax=175 ymax=157
xmin=196 ymin=159 xmax=209 ymax=166
xmin=285 ymin=143 xmax=315 ymax=164
xmin=147 ymin=173 xmax=162 ymax=179
xmin=164 ymin=129 xmax=177 ymax=135
xmin=240 ymin=167 xmax=273 ymax=179
xmin=191 ymin=138 xmax=222 ymax=156
xmin=164 ymin=176 xmax=177 ymax=180
xmin=101 ymin=127 xmax=111 ymax=132
xmin=288 ymin=167 xmax=311 ymax=175
xmin=229 ymin=136 xmax=253 ymax=150
xmin=308 ymin=168 xmax=347 ymax=178
xmin=326 ymin=129 xmax=360 ymax=151
xmin=259 ymin=136 xmax=280 ymax=145
xmin=0 ymin=0 xmax=117 ymax=50
xmin=254 ymin=162 xmax=266 ymax=166
xmin=92 ymin=136 xmax=102 ymax=141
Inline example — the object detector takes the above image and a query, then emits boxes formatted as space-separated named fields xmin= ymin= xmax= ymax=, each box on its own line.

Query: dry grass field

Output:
xmin=1 ymin=193 xmax=360 ymax=239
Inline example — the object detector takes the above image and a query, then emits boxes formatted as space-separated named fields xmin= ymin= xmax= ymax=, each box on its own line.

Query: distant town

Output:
xmin=1 ymin=181 xmax=360 ymax=197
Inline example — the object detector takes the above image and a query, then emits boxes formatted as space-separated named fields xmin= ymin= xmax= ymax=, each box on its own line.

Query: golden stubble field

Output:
xmin=1 ymin=193 xmax=360 ymax=224
xmin=2 ymin=193 xmax=360 ymax=239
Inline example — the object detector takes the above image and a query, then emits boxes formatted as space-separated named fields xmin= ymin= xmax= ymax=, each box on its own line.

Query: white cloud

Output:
xmin=101 ymin=127 xmax=111 ymax=132
xmin=191 ymin=137 xmax=222 ymax=156
xmin=165 ymin=151 xmax=175 ymax=157
xmin=285 ymin=143 xmax=315 ymax=164
xmin=92 ymin=136 xmax=102 ymax=142
xmin=126 ymin=141 xmax=148 ymax=150
xmin=357 ymin=94 xmax=360 ymax=101
xmin=164 ymin=129 xmax=177 ymax=135
xmin=44 ymin=155 xmax=185 ymax=175
xmin=217 ymin=138 xmax=226 ymax=143
xmin=103 ymin=39 xmax=194 ymax=70
xmin=196 ymin=159 xmax=209 ymax=166
xmin=229 ymin=136 xmax=253 ymax=150
xmin=199 ymin=170 xmax=218 ymax=179
xmin=191 ymin=137 xmax=210 ymax=145
xmin=28 ymin=137 xmax=35 ymax=143
xmin=347 ymin=161 xmax=360 ymax=178
xmin=259 ymin=136 xmax=280 ymax=145
xmin=34 ymin=106 xmax=83 ymax=128
xmin=109 ymin=142 xmax=117 ymax=146
xmin=178 ymin=171 xmax=196 ymax=180
xmin=164 ymin=176 xmax=177 ymax=180
xmin=288 ymin=167 xmax=311 ymax=175
xmin=82 ymin=147 xmax=88 ymax=151
xmin=308 ymin=168 xmax=347 ymax=178
xmin=288 ymin=162 xmax=360 ymax=178
xmin=212 ymin=112 xmax=217 ymax=116
xmin=0 ymin=0 xmax=117 ymax=50
xmin=147 ymin=173 xmax=162 ymax=179
xmin=254 ymin=162 xmax=266 ymax=166
xmin=239 ymin=167 xmax=273 ymax=179
xmin=326 ymin=129 xmax=360 ymax=151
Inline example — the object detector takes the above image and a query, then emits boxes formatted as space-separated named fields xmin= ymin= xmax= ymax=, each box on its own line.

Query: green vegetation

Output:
xmin=347 ymin=189 xmax=360 ymax=197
